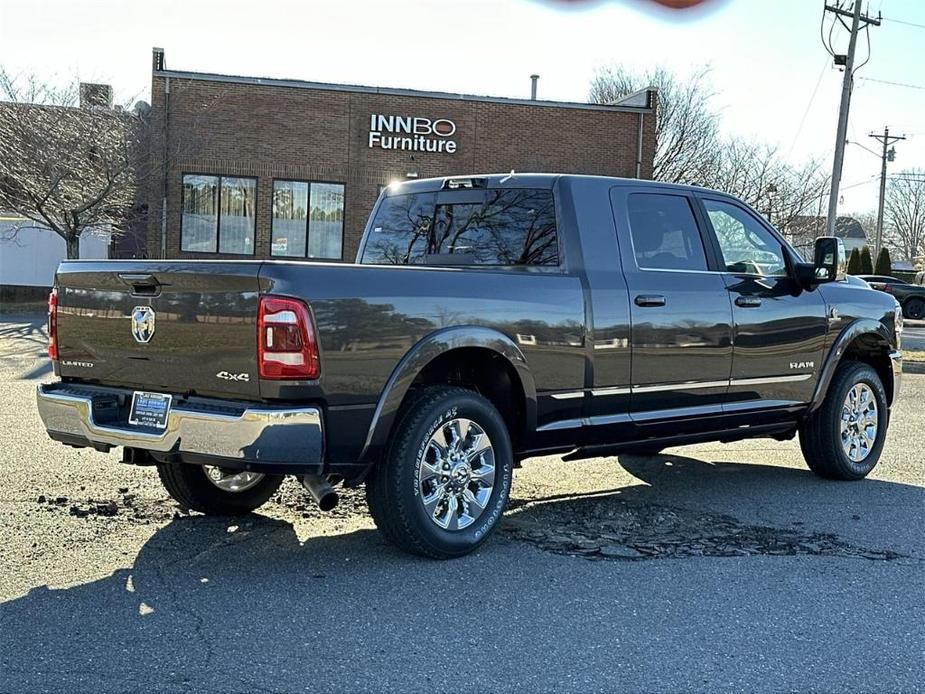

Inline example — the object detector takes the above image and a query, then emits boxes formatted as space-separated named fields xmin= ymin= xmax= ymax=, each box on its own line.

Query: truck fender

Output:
xmin=809 ymin=318 xmax=897 ymax=412
xmin=357 ymin=326 xmax=537 ymax=465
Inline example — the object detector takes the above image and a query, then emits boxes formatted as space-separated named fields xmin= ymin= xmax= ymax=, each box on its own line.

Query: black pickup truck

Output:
xmin=37 ymin=174 xmax=903 ymax=558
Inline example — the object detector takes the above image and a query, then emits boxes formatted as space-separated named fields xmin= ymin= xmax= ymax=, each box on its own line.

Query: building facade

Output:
xmin=147 ymin=48 xmax=656 ymax=262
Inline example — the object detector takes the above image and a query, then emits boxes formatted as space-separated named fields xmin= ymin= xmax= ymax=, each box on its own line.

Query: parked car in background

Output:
xmin=846 ymin=275 xmax=872 ymax=289
xmin=858 ymin=275 xmax=925 ymax=320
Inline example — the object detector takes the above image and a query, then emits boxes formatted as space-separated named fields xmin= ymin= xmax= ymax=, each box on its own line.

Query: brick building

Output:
xmin=147 ymin=48 xmax=656 ymax=262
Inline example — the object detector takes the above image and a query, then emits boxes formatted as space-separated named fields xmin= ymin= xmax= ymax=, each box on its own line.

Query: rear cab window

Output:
xmin=626 ymin=192 xmax=709 ymax=272
xmin=361 ymin=189 xmax=559 ymax=267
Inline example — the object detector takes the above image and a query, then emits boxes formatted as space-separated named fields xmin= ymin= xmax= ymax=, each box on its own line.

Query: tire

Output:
xmin=365 ymin=386 xmax=514 ymax=559
xmin=157 ymin=463 xmax=283 ymax=515
xmin=798 ymin=361 xmax=889 ymax=480
xmin=903 ymin=297 xmax=924 ymax=321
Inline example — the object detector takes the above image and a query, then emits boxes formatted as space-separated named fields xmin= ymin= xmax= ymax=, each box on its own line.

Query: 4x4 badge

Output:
xmin=131 ymin=306 xmax=156 ymax=344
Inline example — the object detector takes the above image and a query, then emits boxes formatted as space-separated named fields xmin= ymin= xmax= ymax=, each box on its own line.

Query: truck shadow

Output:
xmin=504 ymin=452 xmax=925 ymax=562
xmin=1 ymin=455 xmax=922 ymax=690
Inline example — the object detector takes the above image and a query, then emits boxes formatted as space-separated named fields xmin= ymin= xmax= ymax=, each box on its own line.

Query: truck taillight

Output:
xmin=47 ymin=287 xmax=58 ymax=361
xmin=257 ymin=296 xmax=319 ymax=380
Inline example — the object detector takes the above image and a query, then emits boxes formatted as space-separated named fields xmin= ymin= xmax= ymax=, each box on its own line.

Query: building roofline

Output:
xmin=152 ymin=69 xmax=655 ymax=114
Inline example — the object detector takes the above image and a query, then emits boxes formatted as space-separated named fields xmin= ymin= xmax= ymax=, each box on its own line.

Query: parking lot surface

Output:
xmin=1 ymin=314 xmax=923 ymax=693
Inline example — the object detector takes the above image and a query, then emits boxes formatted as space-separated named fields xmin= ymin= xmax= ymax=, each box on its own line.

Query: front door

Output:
xmin=612 ymin=188 xmax=734 ymax=432
xmin=699 ymin=197 xmax=828 ymax=410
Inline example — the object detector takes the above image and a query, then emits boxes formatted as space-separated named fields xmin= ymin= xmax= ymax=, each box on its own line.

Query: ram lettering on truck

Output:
xmin=37 ymin=174 xmax=903 ymax=558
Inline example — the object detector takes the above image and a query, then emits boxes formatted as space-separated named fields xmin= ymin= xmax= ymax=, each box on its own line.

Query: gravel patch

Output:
xmin=503 ymin=495 xmax=910 ymax=562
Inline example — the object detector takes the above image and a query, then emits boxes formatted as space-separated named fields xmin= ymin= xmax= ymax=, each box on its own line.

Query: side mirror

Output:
xmin=812 ymin=236 xmax=846 ymax=284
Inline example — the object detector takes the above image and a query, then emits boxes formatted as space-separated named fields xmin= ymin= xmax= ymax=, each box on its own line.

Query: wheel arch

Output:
xmin=810 ymin=318 xmax=898 ymax=412
xmin=356 ymin=326 xmax=536 ymax=472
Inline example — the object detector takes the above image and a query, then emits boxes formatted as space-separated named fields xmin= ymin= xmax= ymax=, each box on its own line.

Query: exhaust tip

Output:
xmin=318 ymin=492 xmax=339 ymax=512
xmin=300 ymin=474 xmax=339 ymax=512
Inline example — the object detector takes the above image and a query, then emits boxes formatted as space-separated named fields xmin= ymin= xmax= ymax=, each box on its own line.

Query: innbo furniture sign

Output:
xmin=367 ymin=114 xmax=458 ymax=153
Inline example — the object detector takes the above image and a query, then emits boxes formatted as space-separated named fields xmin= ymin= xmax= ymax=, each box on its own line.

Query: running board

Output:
xmin=562 ymin=423 xmax=796 ymax=462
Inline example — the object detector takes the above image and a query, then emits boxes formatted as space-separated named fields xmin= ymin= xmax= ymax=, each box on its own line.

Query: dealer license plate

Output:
xmin=128 ymin=391 xmax=172 ymax=430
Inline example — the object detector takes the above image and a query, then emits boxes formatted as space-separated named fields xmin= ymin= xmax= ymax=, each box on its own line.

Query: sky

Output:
xmin=0 ymin=0 xmax=922 ymax=216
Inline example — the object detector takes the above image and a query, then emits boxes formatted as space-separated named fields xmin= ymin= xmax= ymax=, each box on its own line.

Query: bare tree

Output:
xmin=589 ymin=65 xmax=720 ymax=184
xmin=0 ymin=68 xmax=146 ymax=258
xmin=590 ymin=64 xmax=829 ymax=251
xmin=884 ymin=170 xmax=925 ymax=265
xmin=712 ymin=139 xmax=829 ymax=229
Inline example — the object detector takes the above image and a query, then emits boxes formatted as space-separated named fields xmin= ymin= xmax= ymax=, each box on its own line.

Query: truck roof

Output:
xmin=384 ymin=173 xmax=725 ymax=197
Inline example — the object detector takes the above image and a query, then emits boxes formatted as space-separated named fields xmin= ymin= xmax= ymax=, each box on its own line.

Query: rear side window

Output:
xmin=627 ymin=193 xmax=708 ymax=272
xmin=361 ymin=189 xmax=559 ymax=266
xmin=361 ymin=192 xmax=436 ymax=265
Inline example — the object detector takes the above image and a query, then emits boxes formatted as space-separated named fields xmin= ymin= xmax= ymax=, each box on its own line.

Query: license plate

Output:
xmin=128 ymin=391 xmax=172 ymax=430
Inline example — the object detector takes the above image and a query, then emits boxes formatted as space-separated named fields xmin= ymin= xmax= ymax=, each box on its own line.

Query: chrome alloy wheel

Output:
xmin=840 ymin=383 xmax=879 ymax=463
xmin=418 ymin=418 xmax=496 ymax=531
xmin=203 ymin=466 xmax=265 ymax=493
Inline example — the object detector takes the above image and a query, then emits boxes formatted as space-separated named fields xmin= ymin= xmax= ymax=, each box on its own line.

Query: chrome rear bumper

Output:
xmin=36 ymin=383 xmax=323 ymax=468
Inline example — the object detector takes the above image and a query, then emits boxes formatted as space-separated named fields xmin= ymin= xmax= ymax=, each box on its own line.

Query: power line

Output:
xmin=882 ymin=16 xmax=925 ymax=30
xmin=841 ymin=176 xmax=880 ymax=191
xmin=787 ymin=59 xmax=829 ymax=157
xmin=858 ymin=76 xmax=925 ymax=90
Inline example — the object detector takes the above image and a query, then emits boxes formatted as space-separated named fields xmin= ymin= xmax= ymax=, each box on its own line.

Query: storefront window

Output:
xmin=218 ymin=177 xmax=256 ymax=254
xmin=271 ymin=181 xmax=309 ymax=257
xmin=271 ymin=180 xmax=344 ymax=259
xmin=180 ymin=174 xmax=256 ymax=255
xmin=181 ymin=175 xmax=218 ymax=252
xmin=308 ymin=183 xmax=344 ymax=259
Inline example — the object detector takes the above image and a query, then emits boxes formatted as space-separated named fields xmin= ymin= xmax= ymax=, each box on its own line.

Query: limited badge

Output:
xmin=131 ymin=306 xmax=156 ymax=344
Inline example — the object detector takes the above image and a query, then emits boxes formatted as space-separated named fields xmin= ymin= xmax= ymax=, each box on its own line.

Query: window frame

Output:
xmin=180 ymin=172 xmax=258 ymax=256
xmin=697 ymin=195 xmax=794 ymax=279
xmin=624 ymin=191 xmax=720 ymax=274
xmin=270 ymin=178 xmax=346 ymax=261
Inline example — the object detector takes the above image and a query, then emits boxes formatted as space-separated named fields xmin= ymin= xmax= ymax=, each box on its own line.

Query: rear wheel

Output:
xmin=903 ymin=297 xmax=924 ymax=320
xmin=799 ymin=361 xmax=889 ymax=480
xmin=157 ymin=463 xmax=283 ymax=515
xmin=365 ymin=387 xmax=514 ymax=559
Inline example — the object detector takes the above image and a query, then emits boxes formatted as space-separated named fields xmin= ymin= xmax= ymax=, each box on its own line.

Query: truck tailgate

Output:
xmin=54 ymin=261 xmax=263 ymax=400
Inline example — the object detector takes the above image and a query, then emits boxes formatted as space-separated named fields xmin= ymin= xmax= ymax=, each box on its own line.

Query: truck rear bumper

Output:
xmin=36 ymin=383 xmax=324 ymax=473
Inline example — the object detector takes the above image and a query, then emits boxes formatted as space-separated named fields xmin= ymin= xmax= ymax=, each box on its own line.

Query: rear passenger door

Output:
xmin=611 ymin=187 xmax=733 ymax=428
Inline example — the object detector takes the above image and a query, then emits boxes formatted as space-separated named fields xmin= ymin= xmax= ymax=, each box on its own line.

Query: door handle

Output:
xmin=634 ymin=294 xmax=666 ymax=307
xmin=734 ymin=296 xmax=762 ymax=308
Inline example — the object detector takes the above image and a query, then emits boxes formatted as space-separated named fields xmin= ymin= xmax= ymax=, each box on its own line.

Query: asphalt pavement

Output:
xmin=903 ymin=320 xmax=925 ymax=351
xmin=0 ymin=313 xmax=923 ymax=693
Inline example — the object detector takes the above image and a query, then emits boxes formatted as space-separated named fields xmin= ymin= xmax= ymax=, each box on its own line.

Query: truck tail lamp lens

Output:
xmin=47 ymin=287 xmax=58 ymax=361
xmin=258 ymin=296 xmax=319 ymax=380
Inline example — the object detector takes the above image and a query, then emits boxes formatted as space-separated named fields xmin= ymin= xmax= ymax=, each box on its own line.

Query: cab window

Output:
xmin=361 ymin=189 xmax=558 ymax=266
xmin=703 ymin=199 xmax=788 ymax=277
xmin=626 ymin=193 xmax=709 ymax=272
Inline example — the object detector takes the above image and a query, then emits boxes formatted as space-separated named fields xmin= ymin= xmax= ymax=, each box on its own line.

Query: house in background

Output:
xmin=0 ymin=216 xmax=110 ymax=308
xmin=783 ymin=215 xmax=869 ymax=257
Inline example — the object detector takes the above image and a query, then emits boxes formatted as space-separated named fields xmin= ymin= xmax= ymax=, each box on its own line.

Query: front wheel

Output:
xmin=157 ymin=463 xmax=283 ymax=515
xmin=798 ymin=361 xmax=889 ymax=480
xmin=365 ymin=387 xmax=514 ymax=559
xmin=903 ymin=297 xmax=924 ymax=321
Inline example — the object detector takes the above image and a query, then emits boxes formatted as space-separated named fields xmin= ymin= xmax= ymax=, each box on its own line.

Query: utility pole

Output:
xmin=823 ymin=0 xmax=880 ymax=236
xmin=869 ymin=126 xmax=905 ymax=257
